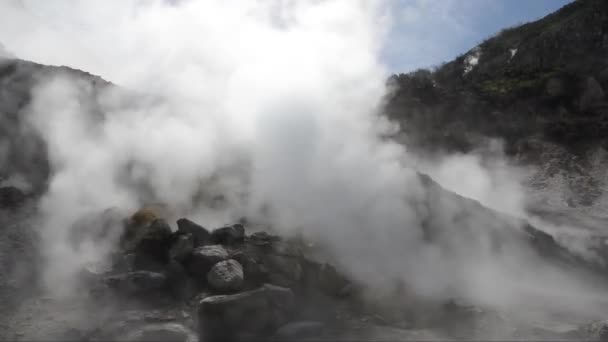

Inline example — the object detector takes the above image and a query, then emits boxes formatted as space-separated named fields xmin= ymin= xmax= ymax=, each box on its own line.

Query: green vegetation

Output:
xmin=384 ymin=0 xmax=608 ymax=155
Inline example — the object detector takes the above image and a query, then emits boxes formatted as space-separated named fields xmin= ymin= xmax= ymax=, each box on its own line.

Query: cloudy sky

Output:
xmin=385 ymin=0 xmax=573 ymax=73
xmin=0 ymin=0 xmax=573 ymax=75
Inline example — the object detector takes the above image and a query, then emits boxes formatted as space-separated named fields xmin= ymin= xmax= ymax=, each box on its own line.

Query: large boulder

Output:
xmin=211 ymin=224 xmax=245 ymax=245
xmin=231 ymin=251 xmax=269 ymax=289
xmin=121 ymin=218 xmax=173 ymax=264
xmin=574 ymin=320 xmax=608 ymax=341
xmin=165 ymin=260 xmax=198 ymax=300
xmin=88 ymin=309 xmax=196 ymax=341
xmin=317 ymin=263 xmax=349 ymax=295
xmin=579 ymin=76 xmax=605 ymax=111
xmin=169 ymin=233 xmax=195 ymax=262
xmin=105 ymin=271 xmax=167 ymax=296
xmin=207 ymin=259 xmax=244 ymax=293
xmin=185 ymin=245 xmax=229 ymax=279
xmin=249 ymin=231 xmax=281 ymax=246
xmin=118 ymin=323 xmax=197 ymax=342
xmin=264 ymin=254 xmax=302 ymax=288
xmin=0 ymin=186 xmax=26 ymax=208
xmin=198 ymin=284 xmax=295 ymax=340
xmin=176 ymin=218 xmax=211 ymax=246
xmin=274 ymin=321 xmax=324 ymax=340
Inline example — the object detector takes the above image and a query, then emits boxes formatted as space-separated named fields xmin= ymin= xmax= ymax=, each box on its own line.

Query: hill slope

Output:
xmin=385 ymin=0 xmax=608 ymax=211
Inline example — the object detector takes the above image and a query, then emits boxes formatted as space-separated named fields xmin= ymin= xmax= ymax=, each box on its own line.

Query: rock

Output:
xmin=186 ymin=245 xmax=229 ymax=279
xmin=112 ymin=253 xmax=136 ymax=272
xmin=169 ymin=233 xmax=195 ymax=262
xmin=121 ymin=218 xmax=172 ymax=263
xmin=271 ymin=239 xmax=304 ymax=258
xmin=263 ymin=283 xmax=295 ymax=314
xmin=118 ymin=323 xmax=197 ymax=342
xmin=249 ymin=231 xmax=281 ymax=247
xmin=166 ymin=260 xmax=198 ymax=300
xmin=105 ymin=271 xmax=167 ymax=296
xmin=316 ymin=263 xmax=350 ymax=296
xmin=207 ymin=259 xmax=244 ymax=293
xmin=176 ymin=218 xmax=211 ymax=246
xmin=274 ymin=321 xmax=324 ymax=339
xmin=576 ymin=320 xmax=608 ymax=341
xmin=211 ymin=224 xmax=245 ymax=245
xmin=545 ymin=77 xmax=565 ymax=99
xmin=199 ymin=287 xmax=270 ymax=340
xmin=198 ymin=284 xmax=295 ymax=340
xmin=264 ymin=254 xmax=302 ymax=284
xmin=231 ymin=251 xmax=268 ymax=289
xmin=579 ymin=76 xmax=605 ymax=111
xmin=129 ymin=206 xmax=165 ymax=226
xmin=0 ymin=186 xmax=25 ymax=208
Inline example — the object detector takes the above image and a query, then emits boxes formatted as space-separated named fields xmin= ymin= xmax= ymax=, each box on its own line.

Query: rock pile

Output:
xmin=0 ymin=186 xmax=26 ymax=208
xmin=90 ymin=211 xmax=352 ymax=341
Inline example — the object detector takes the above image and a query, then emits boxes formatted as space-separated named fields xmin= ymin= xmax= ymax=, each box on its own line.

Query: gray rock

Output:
xmin=576 ymin=320 xmax=608 ymax=341
xmin=169 ymin=233 xmax=195 ymax=262
xmin=316 ymin=262 xmax=350 ymax=296
xmin=177 ymin=218 xmax=211 ymax=246
xmin=186 ymin=245 xmax=229 ymax=278
xmin=579 ymin=76 xmax=605 ymax=111
xmin=275 ymin=321 xmax=324 ymax=339
xmin=249 ymin=231 xmax=281 ymax=247
xmin=166 ymin=260 xmax=198 ymax=300
xmin=119 ymin=323 xmax=197 ymax=342
xmin=545 ymin=77 xmax=565 ymax=99
xmin=264 ymin=254 xmax=302 ymax=284
xmin=0 ymin=186 xmax=25 ymax=208
xmin=121 ymin=218 xmax=172 ymax=263
xmin=198 ymin=284 xmax=295 ymax=340
xmin=231 ymin=251 xmax=268 ymax=289
xmin=263 ymin=283 xmax=295 ymax=313
xmin=207 ymin=259 xmax=244 ymax=293
xmin=105 ymin=271 xmax=166 ymax=295
xmin=211 ymin=224 xmax=245 ymax=245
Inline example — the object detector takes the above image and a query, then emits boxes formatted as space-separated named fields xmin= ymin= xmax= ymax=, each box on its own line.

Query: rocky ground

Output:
xmin=2 ymin=179 xmax=608 ymax=341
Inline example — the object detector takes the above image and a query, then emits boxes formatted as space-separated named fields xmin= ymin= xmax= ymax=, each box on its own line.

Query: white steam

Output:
xmin=3 ymin=0 xmax=608 ymax=324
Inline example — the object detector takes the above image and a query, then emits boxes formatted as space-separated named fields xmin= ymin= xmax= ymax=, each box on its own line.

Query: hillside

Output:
xmin=0 ymin=58 xmax=111 ymax=194
xmin=385 ymin=0 xmax=608 ymax=210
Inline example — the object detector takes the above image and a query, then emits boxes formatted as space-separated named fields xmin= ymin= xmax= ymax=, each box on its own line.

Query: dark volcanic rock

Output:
xmin=165 ymin=260 xmax=198 ymax=300
xmin=105 ymin=271 xmax=167 ymax=296
xmin=264 ymin=254 xmax=302 ymax=288
xmin=186 ymin=245 xmax=229 ymax=279
xmin=249 ymin=231 xmax=281 ymax=246
xmin=118 ymin=323 xmax=197 ymax=342
xmin=231 ymin=251 xmax=269 ymax=289
xmin=169 ymin=233 xmax=195 ymax=262
xmin=211 ymin=224 xmax=245 ymax=245
xmin=121 ymin=218 xmax=172 ymax=265
xmin=207 ymin=259 xmax=244 ymax=293
xmin=0 ymin=186 xmax=25 ymax=208
xmin=176 ymin=218 xmax=211 ymax=246
xmin=198 ymin=284 xmax=295 ymax=340
xmin=315 ymin=262 xmax=351 ymax=297
xmin=274 ymin=321 xmax=324 ymax=340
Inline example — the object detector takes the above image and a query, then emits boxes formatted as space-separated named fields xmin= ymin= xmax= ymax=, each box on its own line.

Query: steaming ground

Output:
xmin=1 ymin=0 xmax=608 ymax=340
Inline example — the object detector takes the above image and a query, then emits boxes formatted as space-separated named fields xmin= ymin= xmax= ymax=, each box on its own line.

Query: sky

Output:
xmin=384 ymin=0 xmax=574 ymax=73
xmin=0 ymin=0 xmax=574 ymax=76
